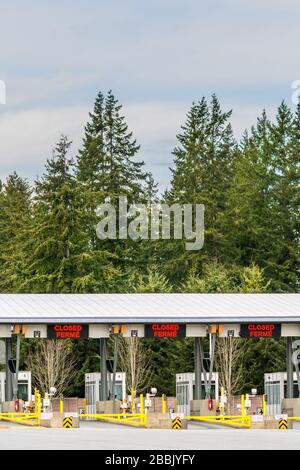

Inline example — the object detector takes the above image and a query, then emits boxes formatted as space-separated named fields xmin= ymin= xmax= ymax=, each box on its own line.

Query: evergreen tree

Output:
xmin=164 ymin=95 xmax=237 ymax=281
xmin=241 ymin=338 xmax=286 ymax=394
xmin=266 ymin=102 xmax=300 ymax=290
xmin=225 ymin=111 xmax=274 ymax=268
xmin=0 ymin=173 xmax=32 ymax=292
xmin=130 ymin=266 xmax=172 ymax=293
xmin=227 ymin=103 xmax=299 ymax=291
xmin=181 ymin=262 xmax=233 ymax=293
xmin=22 ymin=135 xmax=118 ymax=293
xmin=76 ymin=91 xmax=150 ymax=279
xmin=239 ymin=265 xmax=271 ymax=292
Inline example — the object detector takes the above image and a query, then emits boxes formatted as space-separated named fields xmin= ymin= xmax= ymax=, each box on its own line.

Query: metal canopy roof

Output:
xmin=0 ymin=293 xmax=299 ymax=324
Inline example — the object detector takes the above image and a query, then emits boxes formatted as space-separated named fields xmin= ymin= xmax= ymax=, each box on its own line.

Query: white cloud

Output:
xmin=0 ymin=98 xmax=282 ymax=187
xmin=0 ymin=102 xmax=183 ymax=181
xmin=1 ymin=0 xmax=300 ymax=109
xmin=0 ymin=106 xmax=89 ymax=178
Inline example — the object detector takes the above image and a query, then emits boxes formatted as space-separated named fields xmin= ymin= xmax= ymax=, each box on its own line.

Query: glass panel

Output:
xmin=177 ymin=384 xmax=188 ymax=406
xmin=18 ymin=384 xmax=28 ymax=402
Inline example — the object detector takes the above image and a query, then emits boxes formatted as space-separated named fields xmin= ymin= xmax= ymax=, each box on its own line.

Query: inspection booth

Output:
xmin=264 ymin=371 xmax=300 ymax=416
xmin=0 ymin=371 xmax=32 ymax=404
xmin=85 ymin=372 xmax=126 ymax=414
xmin=176 ymin=372 xmax=219 ymax=416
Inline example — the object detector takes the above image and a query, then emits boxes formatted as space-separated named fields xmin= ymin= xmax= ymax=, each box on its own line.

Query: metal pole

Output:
xmin=199 ymin=337 xmax=208 ymax=397
xmin=286 ymin=337 xmax=294 ymax=399
xmin=112 ymin=334 xmax=119 ymax=413
xmin=295 ymin=360 xmax=300 ymax=397
xmin=100 ymin=338 xmax=108 ymax=402
xmin=207 ymin=333 xmax=216 ymax=398
xmin=13 ymin=334 xmax=21 ymax=400
xmin=5 ymin=337 xmax=13 ymax=401
xmin=292 ymin=339 xmax=300 ymax=397
xmin=194 ymin=338 xmax=201 ymax=400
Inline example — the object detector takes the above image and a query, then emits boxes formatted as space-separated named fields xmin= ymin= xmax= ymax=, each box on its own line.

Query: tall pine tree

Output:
xmin=22 ymin=135 xmax=118 ymax=293
xmin=76 ymin=91 xmax=150 ymax=280
xmin=163 ymin=95 xmax=237 ymax=281
xmin=0 ymin=173 xmax=32 ymax=292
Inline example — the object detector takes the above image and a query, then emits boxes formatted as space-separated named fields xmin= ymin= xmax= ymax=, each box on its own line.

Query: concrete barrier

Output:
xmin=282 ymin=398 xmax=300 ymax=417
xmin=40 ymin=412 xmax=79 ymax=428
xmin=0 ymin=401 xmax=25 ymax=413
xmin=96 ymin=400 xmax=121 ymax=414
xmin=145 ymin=412 xmax=188 ymax=429
xmin=190 ymin=399 xmax=216 ymax=416
xmin=250 ymin=415 xmax=293 ymax=429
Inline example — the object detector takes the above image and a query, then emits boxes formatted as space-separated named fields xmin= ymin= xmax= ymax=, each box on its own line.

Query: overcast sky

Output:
xmin=0 ymin=0 xmax=299 ymax=190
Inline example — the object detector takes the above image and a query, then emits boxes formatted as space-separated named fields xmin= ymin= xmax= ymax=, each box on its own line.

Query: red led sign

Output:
xmin=145 ymin=323 xmax=186 ymax=338
xmin=240 ymin=323 xmax=281 ymax=338
xmin=47 ymin=324 xmax=89 ymax=339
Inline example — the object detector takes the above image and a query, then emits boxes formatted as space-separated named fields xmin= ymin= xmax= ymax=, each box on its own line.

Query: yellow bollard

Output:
xmin=174 ymin=399 xmax=177 ymax=412
xmin=263 ymin=394 xmax=267 ymax=416
xmin=34 ymin=387 xmax=37 ymax=414
xmin=241 ymin=394 xmax=245 ymax=424
xmin=60 ymin=400 xmax=64 ymax=414
xmin=162 ymin=394 xmax=167 ymax=414
xmin=140 ymin=394 xmax=144 ymax=415
xmin=37 ymin=393 xmax=41 ymax=426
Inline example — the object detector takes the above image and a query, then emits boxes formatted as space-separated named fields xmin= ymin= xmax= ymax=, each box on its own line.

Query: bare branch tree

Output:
xmin=118 ymin=337 xmax=153 ymax=394
xmin=26 ymin=340 xmax=77 ymax=397
xmin=215 ymin=337 xmax=246 ymax=413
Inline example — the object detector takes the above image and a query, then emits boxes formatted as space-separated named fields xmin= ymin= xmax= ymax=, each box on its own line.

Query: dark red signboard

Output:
xmin=145 ymin=323 xmax=186 ymax=339
xmin=47 ymin=324 xmax=89 ymax=339
xmin=240 ymin=323 xmax=281 ymax=338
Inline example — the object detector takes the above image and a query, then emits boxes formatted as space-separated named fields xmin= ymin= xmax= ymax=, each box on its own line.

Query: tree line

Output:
xmin=0 ymin=91 xmax=299 ymax=396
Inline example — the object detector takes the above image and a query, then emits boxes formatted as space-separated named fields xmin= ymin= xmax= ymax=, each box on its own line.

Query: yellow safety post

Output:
xmin=174 ymin=399 xmax=177 ymax=412
xmin=241 ymin=394 xmax=245 ymax=425
xmin=33 ymin=388 xmax=37 ymax=414
xmin=162 ymin=394 xmax=167 ymax=414
xmin=140 ymin=394 xmax=144 ymax=415
xmin=37 ymin=392 xmax=41 ymax=426
xmin=131 ymin=388 xmax=135 ymax=413
xmin=263 ymin=394 xmax=267 ymax=416
xmin=60 ymin=400 xmax=64 ymax=414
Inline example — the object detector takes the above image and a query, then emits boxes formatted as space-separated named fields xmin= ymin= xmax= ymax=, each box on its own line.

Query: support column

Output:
xmin=112 ymin=334 xmax=119 ymax=412
xmin=194 ymin=337 xmax=202 ymax=400
xmin=5 ymin=337 xmax=13 ymax=401
xmin=13 ymin=334 xmax=21 ymax=400
xmin=286 ymin=337 xmax=294 ymax=399
xmin=100 ymin=338 xmax=108 ymax=401
xmin=207 ymin=333 xmax=216 ymax=399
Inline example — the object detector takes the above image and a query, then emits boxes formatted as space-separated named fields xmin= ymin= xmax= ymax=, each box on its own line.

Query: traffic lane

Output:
xmin=80 ymin=420 xmax=133 ymax=430
xmin=1 ymin=428 xmax=300 ymax=450
xmin=80 ymin=420 xmax=231 ymax=430
xmin=188 ymin=421 xmax=232 ymax=430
